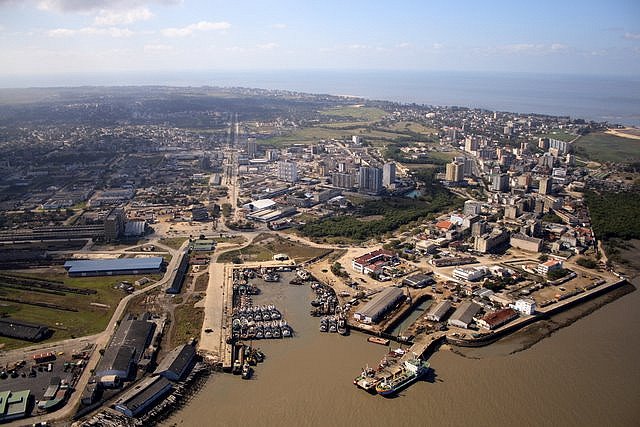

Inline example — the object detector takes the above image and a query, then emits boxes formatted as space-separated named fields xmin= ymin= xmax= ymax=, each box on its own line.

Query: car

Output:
xmin=204 ymin=328 xmax=214 ymax=333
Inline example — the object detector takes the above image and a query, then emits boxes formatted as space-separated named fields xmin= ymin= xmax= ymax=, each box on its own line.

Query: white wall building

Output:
xmin=277 ymin=161 xmax=298 ymax=183
xmin=512 ymin=298 xmax=537 ymax=315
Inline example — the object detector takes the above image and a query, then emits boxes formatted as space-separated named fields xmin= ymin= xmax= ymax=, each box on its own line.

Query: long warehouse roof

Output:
xmin=64 ymin=257 xmax=163 ymax=273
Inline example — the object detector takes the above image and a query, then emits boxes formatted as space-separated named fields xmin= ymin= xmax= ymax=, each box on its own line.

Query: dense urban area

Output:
xmin=0 ymin=86 xmax=638 ymax=425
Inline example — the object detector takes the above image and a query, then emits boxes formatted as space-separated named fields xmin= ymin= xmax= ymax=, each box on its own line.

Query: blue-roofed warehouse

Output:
xmin=64 ymin=257 xmax=164 ymax=277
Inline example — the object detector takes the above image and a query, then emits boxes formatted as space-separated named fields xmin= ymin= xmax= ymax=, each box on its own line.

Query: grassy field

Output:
xmin=319 ymin=106 xmax=387 ymax=121
xmin=217 ymin=233 xmax=332 ymax=264
xmin=159 ymin=237 xmax=188 ymax=250
xmin=537 ymin=129 xmax=577 ymax=142
xmin=262 ymin=124 xmax=410 ymax=146
xmin=574 ymin=132 xmax=640 ymax=162
xmin=0 ymin=270 xmax=161 ymax=350
xmin=213 ymin=235 xmax=247 ymax=245
xmin=171 ymin=295 xmax=204 ymax=346
xmin=388 ymin=121 xmax=438 ymax=134
xmin=193 ymin=273 xmax=209 ymax=292
xmin=427 ymin=150 xmax=460 ymax=162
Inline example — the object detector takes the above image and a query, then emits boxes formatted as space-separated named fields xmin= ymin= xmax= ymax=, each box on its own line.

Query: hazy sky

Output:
xmin=1 ymin=0 xmax=639 ymax=77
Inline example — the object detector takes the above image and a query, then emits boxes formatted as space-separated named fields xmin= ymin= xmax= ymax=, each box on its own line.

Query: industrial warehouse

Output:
xmin=63 ymin=257 xmax=164 ymax=277
xmin=0 ymin=318 xmax=51 ymax=342
xmin=95 ymin=314 xmax=157 ymax=384
xmin=353 ymin=287 xmax=405 ymax=325
xmin=448 ymin=301 xmax=482 ymax=329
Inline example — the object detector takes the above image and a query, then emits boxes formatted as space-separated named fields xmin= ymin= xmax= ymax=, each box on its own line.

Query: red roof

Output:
xmin=481 ymin=308 xmax=517 ymax=328
xmin=354 ymin=249 xmax=395 ymax=266
xmin=436 ymin=220 xmax=454 ymax=230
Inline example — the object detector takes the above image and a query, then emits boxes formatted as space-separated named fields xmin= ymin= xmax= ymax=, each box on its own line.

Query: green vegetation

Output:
xmin=0 ymin=270 xmax=160 ymax=350
xmin=585 ymin=190 xmax=640 ymax=241
xmin=574 ymin=132 xmax=640 ymax=163
xmin=386 ymin=144 xmax=449 ymax=165
xmin=159 ymin=236 xmax=188 ymax=250
xmin=171 ymin=295 xmax=204 ymax=346
xmin=262 ymin=124 xmax=410 ymax=147
xmin=221 ymin=203 xmax=232 ymax=217
xmin=541 ymin=212 xmax=563 ymax=223
xmin=537 ymin=129 xmax=576 ymax=142
xmin=213 ymin=235 xmax=247 ymax=245
xmin=331 ymin=262 xmax=348 ymax=278
xmin=218 ymin=234 xmax=332 ymax=263
xmin=483 ymin=276 xmax=517 ymax=292
xmin=300 ymin=169 xmax=462 ymax=241
xmin=548 ymin=268 xmax=570 ymax=281
xmin=319 ymin=106 xmax=387 ymax=121
xmin=576 ymin=257 xmax=598 ymax=269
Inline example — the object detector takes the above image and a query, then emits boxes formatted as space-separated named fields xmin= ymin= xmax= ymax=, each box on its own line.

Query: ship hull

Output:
xmin=375 ymin=362 xmax=429 ymax=396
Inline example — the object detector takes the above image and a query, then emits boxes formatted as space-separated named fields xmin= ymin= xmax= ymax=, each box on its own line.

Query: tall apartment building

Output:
xmin=539 ymin=177 xmax=551 ymax=195
xmin=464 ymin=136 xmax=479 ymax=153
xmin=277 ymin=161 xmax=298 ymax=183
xmin=464 ymin=200 xmax=483 ymax=216
xmin=382 ymin=163 xmax=396 ymax=187
xmin=548 ymin=138 xmax=572 ymax=155
xmin=445 ymin=160 xmax=464 ymax=183
xmin=332 ymin=172 xmax=355 ymax=189
xmin=247 ymin=139 xmax=257 ymax=158
xmin=491 ymin=174 xmax=510 ymax=192
xmin=358 ymin=166 xmax=383 ymax=195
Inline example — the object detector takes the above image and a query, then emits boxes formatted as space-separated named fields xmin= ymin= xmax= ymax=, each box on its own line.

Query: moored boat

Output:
xmin=367 ymin=336 xmax=390 ymax=346
xmin=353 ymin=366 xmax=381 ymax=394
xmin=375 ymin=358 xmax=430 ymax=396
xmin=241 ymin=362 xmax=253 ymax=379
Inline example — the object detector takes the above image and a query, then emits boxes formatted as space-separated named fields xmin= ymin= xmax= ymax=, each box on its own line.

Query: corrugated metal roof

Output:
xmin=64 ymin=257 xmax=163 ymax=273
xmin=355 ymin=287 xmax=404 ymax=319
xmin=449 ymin=301 xmax=481 ymax=325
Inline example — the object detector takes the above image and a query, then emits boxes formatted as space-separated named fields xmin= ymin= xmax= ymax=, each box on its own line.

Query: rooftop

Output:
xmin=64 ymin=257 xmax=163 ymax=274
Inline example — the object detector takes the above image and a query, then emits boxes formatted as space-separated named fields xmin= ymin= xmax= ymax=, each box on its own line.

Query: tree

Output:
xmin=547 ymin=268 xmax=569 ymax=281
xmin=576 ymin=257 xmax=597 ymax=269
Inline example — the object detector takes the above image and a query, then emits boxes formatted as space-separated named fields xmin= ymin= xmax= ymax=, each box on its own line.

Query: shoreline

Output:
xmin=449 ymin=281 xmax=635 ymax=359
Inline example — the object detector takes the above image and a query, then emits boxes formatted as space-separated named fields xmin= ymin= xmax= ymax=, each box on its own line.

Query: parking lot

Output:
xmin=0 ymin=353 xmax=88 ymax=402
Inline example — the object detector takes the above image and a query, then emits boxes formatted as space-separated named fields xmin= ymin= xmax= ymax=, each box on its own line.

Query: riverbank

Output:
xmin=163 ymin=273 xmax=640 ymax=427
xmin=450 ymin=281 xmax=635 ymax=359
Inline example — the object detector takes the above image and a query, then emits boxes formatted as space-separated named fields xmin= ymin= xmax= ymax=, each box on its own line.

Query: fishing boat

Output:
xmin=353 ymin=366 xmax=381 ymax=394
xmin=328 ymin=317 xmax=337 ymax=333
xmin=319 ymin=317 xmax=328 ymax=332
xmin=273 ymin=323 xmax=282 ymax=338
xmin=375 ymin=357 xmax=430 ymax=396
xmin=241 ymin=363 xmax=253 ymax=379
xmin=232 ymin=359 xmax=242 ymax=375
xmin=337 ymin=316 xmax=348 ymax=335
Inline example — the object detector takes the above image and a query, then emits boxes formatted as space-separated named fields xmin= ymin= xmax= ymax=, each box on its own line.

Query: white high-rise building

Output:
xmin=277 ymin=161 xmax=298 ymax=183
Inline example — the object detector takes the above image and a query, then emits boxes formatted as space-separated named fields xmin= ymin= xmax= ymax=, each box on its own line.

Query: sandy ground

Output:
xmin=605 ymin=128 xmax=640 ymax=140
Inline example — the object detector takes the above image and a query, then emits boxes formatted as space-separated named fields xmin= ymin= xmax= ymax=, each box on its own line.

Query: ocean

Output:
xmin=2 ymin=70 xmax=639 ymax=126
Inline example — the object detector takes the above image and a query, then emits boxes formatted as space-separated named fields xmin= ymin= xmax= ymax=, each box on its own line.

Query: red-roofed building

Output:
xmin=477 ymin=308 xmax=518 ymax=330
xmin=351 ymin=249 xmax=397 ymax=274
xmin=435 ymin=220 xmax=454 ymax=231
xmin=537 ymin=259 xmax=563 ymax=275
